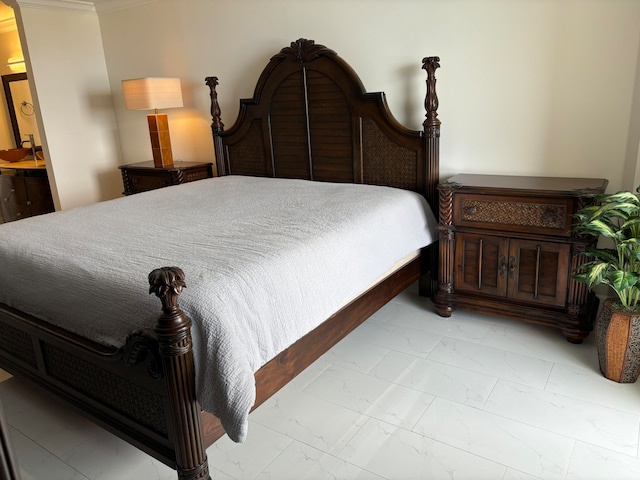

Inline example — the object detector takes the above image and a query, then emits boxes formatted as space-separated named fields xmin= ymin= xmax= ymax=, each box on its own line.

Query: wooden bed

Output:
xmin=0 ymin=39 xmax=440 ymax=480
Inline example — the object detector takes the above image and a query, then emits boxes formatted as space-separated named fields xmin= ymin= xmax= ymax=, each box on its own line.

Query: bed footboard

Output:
xmin=0 ymin=267 xmax=210 ymax=480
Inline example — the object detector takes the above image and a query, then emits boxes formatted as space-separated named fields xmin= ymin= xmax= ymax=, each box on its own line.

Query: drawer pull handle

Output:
xmin=534 ymin=245 xmax=541 ymax=299
xmin=478 ymin=239 xmax=483 ymax=289
xmin=542 ymin=211 xmax=554 ymax=222
xmin=499 ymin=256 xmax=508 ymax=278
xmin=508 ymin=256 xmax=517 ymax=279
xmin=463 ymin=206 xmax=477 ymax=216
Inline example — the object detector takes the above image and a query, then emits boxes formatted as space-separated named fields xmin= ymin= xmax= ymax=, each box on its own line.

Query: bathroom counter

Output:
xmin=0 ymin=159 xmax=46 ymax=171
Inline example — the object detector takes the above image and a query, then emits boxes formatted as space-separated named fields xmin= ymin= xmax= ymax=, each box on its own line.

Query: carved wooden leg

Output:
xmin=149 ymin=267 xmax=211 ymax=480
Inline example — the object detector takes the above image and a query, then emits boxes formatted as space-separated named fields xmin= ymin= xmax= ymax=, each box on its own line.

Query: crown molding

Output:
xmin=2 ymin=0 xmax=158 ymax=15
xmin=93 ymin=0 xmax=157 ymax=14
xmin=4 ymin=0 xmax=96 ymax=15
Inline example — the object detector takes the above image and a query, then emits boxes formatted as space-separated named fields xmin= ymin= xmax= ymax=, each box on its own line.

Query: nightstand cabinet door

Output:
xmin=507 ymin=238 xmax=570 ymax=307
xmin=455 ymin=233 xmax=508 ymax=297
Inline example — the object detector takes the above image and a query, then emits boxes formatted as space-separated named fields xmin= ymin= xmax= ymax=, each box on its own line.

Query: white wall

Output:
xmin=13 ymin=3 xmax=121 ymax=210
xmin=95 ymin=0 xmax=640 ymax=194
xmin=9 ymin=0 xmax=640 ymax=207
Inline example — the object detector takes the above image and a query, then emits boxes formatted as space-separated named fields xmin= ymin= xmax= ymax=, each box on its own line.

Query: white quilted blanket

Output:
xmin=0 ymin=176 xmax=437 ymax=442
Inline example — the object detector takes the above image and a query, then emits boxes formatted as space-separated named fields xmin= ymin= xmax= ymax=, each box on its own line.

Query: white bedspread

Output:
xmin=0 ymin=176 xmax=437 ymax=442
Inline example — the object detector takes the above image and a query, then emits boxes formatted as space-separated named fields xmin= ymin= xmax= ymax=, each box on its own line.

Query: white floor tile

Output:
xmin=347 ymin=320 xmax=443 ymax=358
xmin=302 ymin=364 xmax=434 ymax=429
xmin=371 ymin=350 xmax=498 ymax=408
xmin=10 ymin=426 xmax=90 ymax=480
xmin=60 ymin=427 xmax=176 ymax=480
xmin=566 ymin=441 xmax=640 ymax=479
xmin=3 ymin=382 xmax=104 ymax=457
xmin=250 ymin=387 xmax=367 ymax=455
xmin=485 ymin=379 xmax=640 ymax=455
xmin=480 ymin=320 xmax=599 ymax=368
xmin=207 ymin=422 xmax=293 ymax=479
xmin=546 ymin=362 xmax=640 ymax=415
xmin=427 ymin=337 xmax=554 ymax=388
xmin=413 ymin=397 xmax=574 ymax=479
xmin=256 ymin=440 xmax=384 ymax=480
xmin=315 ymin=331 xmax=391 ymax=374
xmin=502 ymin=469 xmax=543 ymax=480
xmin=338 ymin=417 xmax=507 ymax=479
xmin=369 ymin=300 xmax=493 ymax=343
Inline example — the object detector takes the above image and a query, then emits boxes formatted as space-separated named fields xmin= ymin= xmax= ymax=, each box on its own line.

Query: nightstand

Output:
xmin=118 ymin=160 xmax=214 ymax=195
xmin=434 ymin=174 xmax=608 ymax=343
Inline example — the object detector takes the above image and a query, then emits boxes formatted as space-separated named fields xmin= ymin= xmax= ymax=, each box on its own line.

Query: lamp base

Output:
xmin=147 ymin=113 xmax=174 ymax=167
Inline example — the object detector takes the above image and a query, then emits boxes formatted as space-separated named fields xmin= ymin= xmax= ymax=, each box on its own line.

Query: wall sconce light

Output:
xmin=121 ymin=77 xmax=183 ymax=168
xmin=7 ymin=57 xmax=25 ymax=72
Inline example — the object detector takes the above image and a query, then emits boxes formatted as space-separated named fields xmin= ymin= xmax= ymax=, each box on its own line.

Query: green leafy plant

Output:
xmin=572 ymin=187 xmax=640 ymax=312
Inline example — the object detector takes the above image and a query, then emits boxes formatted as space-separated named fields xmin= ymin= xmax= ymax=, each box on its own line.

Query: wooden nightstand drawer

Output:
xmin=453 ymin=194 xmax=573 ymax=236
xmin=126 ymin=170 xmax=172 ymax=193
xmin=119 ymin=161 xmax=213 ymax=195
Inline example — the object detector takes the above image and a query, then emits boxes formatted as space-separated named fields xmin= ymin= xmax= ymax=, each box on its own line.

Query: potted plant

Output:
xmin=572 ymin=187 xmax=640 ymax=382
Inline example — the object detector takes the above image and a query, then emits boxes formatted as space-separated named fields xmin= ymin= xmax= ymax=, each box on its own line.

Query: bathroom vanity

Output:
xmin=0 ymin=159 xmax=54 ymax=222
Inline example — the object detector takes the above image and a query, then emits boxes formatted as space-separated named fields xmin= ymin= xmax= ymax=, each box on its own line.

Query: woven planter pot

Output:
xmin=596 ymin=299 xmax=640 ymax=383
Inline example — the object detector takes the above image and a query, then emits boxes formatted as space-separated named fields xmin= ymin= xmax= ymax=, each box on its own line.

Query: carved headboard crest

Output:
xmin=272 ymin=38 xmax=337 ymax=64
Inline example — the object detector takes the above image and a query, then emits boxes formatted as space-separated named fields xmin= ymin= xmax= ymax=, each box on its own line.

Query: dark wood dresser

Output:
xmin=118 ymin=160 xmax=213 ymax=195
xmin=0 ymin=160 xmax=54 ymax=222
xmin=434 ymin=174 xmax=608 ymax=343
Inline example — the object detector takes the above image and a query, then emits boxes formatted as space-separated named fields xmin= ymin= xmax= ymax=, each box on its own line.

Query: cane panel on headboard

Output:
xmin=206 ymin=38 xmax=440 ymax=208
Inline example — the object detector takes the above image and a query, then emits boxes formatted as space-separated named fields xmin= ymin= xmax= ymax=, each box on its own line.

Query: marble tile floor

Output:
xmin=3 ymin=285 xmax=640 ymax=479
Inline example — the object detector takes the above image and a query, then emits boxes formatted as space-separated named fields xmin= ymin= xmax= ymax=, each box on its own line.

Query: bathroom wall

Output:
xmin=0 ymin=23 xmax=24 ymax=150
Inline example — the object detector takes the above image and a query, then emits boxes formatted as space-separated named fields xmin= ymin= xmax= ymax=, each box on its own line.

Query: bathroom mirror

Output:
xmin=2 ymin=73 xmax=41 ymax=149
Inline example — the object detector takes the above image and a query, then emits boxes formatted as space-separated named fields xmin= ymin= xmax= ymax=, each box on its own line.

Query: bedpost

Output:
xmin=205 ymin=76 xmax=226 ymax=177
xmin=149 ymin=267 xmax=210 ymax=480
xmin=421 ymin=56 xmax=441 ymax=297
xmin=422 ymin=56 xmax=440 ymax=213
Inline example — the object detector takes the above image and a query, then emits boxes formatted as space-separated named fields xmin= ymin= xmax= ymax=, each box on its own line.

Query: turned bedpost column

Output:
xmin=205 ymin=76 xmax=226 ymax=177
xmin=422 ymin=56 xmax=440 ymax=213
xmin=420 ymin=56 xmax=441 ymax=297
xmin=149 ymin=267 xmax=210 ymax=480
xmin=433 ymin=181 xmax=458 ymax=316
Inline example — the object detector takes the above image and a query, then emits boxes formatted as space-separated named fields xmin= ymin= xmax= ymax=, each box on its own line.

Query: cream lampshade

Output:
xmin=122 ymin=77 xmax=183 ymax=168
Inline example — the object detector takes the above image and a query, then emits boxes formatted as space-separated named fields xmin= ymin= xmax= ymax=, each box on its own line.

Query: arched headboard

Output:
xmin=206 ymin=38 xmax=440 ymax=212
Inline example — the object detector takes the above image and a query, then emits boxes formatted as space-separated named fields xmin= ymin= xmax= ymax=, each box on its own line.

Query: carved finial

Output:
xmin=422 ymin=56 xmax=441 ymax=133
xmin=274 ymin=38 xmax=337 ymax=63
xmin=205 ymin=76 xmax=224 ymax=134
xmin=149 ymin=266 xmax=186 ymax=312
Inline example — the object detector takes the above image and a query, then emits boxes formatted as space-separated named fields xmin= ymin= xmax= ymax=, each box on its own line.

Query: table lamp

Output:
xmin=122 ymin=77 xmax=183 ymax=168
